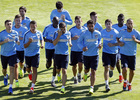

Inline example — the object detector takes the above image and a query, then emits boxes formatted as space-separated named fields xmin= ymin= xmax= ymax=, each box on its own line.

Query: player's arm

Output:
xmin=98 ymin=34 xmax=102 ymax=49
xmin=40 ymin=33 xmax=44 ymax=49
xmin=0 ymin=38 xmax=9 ymax=45
xmin=68 ymin=34 xmax=72 ymax=47
xmin=132 ymin=35 xmax=140 ymax=44
xmin=43 ymin=37 xmax=53 ymax=43
xmin=62 ymin=12 xmax=73 ymax=25
xmin=24 ymin=36 xmax=33 ymax=48
xmin=53 ymin=31 xmax=62 ymax=46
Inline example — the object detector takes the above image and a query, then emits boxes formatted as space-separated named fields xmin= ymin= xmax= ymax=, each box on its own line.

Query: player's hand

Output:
xmin=40 ymin=45 xmax=44 ymax=49
xmin=29 ymin=38 xmax=33 ymax=43
xmin=58 ymin=30 xmax=62 ymax=36
xmin=4 ymin=38 xmax=9 ymax=43
xmin=72 ymin=35 xmax=79 ymax=40
xmin=49 ymin=40 xmax=53 ymax=43
xmin=132 ymin=35 xmax=136 ymax=41
xmin=118 ymin=42 xmax=124 ymax=47
xmin=83 ymin=46 xmax=88 ymax=51
xmin=69 ymin=43 xmax=72 ymax=47
xmin=98 ymin=44 xmax=102 ymax=49
xmin=61 ymin=15 xmax=65 ymax=21
xmin=17 ymin=41 xmax=20 ymax=45
xmin=108 ymin=43 xmax=114 ymax=47
xmin=19 ymin=36 xmax=23 ymax=40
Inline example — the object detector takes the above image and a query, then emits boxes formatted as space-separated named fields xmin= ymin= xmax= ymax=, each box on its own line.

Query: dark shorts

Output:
xmin=16 ymin=51 xmax=24 ymax=63
xmin=102 ymin=52 xmax=117 ymax=68
xmin=25 ymin=54 xmax=40 ymax=68
xmin=70 ymin=51 xmax=83 ymax=66
xmin=1 ymin=54 xmax=17 ymax=69
xmin=121 ymin=54 xmax=136 ymax=70
xmin=84 ymin=55 xmax=99 ymax=70
xmin=45 ymin=49 xmax=55 ymax=62
xmin=54 ymin=54 xmax=69 ymax=69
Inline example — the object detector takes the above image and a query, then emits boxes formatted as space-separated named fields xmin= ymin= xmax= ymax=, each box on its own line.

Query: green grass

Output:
xmin=0 ymin=0 xmax=140 ymax=99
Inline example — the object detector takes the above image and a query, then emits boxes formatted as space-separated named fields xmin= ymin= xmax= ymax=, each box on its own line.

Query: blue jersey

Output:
xmin=0 ymin=30 xmax=19 ymax=56
xmin=53 ymin=31 xmax=71 ymax=55
xmin=69 ymin=26 xmax=87 ymax=51
xmin=83 ymin=22 xmax=103 ymax=32
xmin=23 ymin=30 xmax=43 ymax=56
xmin=101 ymin=28 xmax=119 ymax=54
xmin=12 ymin=26 xmax=28 ymax=51
xmin=78 ymin=30 xmax=101 ymax=56
xmin=13 ymin=17 xmax=31 ymax=29
xmin=112 ymin=24 xmax=127 ymax=32
xmin=50 ymin=9 xmax=73 ymax=26
xmin=43 ymin=24 xmax=58 ymax=49
xmin=118 ymin=29 xmax=140 ymax=56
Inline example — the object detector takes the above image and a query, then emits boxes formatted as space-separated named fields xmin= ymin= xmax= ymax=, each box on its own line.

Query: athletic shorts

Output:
xmin=121 ymin=54 xmax=136 ymax=70
xmin=70 ymin=51 xmax=83 ymax=66
xmin=45 ymin=49 xmax=55 ymax=62
xmin=102 ymin=52 xmax=117 ymax=68
xmin=16 ymin=51 xmax=24 ymax=63
xmin=25 ymin=54 xmax=40 ymax=68
xmin=1 ymin=54 xmax=17 ymax=69
xmin=83 ymin=55 xmax=99 ymax=70
xmin=54 ymin=54 xmax=69 ymax=69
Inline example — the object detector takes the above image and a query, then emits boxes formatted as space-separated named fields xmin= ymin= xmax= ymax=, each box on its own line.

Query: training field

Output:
xmin=0 ymin=0 xmax=140 ymax=99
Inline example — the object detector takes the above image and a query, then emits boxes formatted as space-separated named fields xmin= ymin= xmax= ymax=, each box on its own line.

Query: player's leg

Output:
xmin=18 ymin=51 xmax=24 ymax=78
xmin=25 ymin=56 xmax=32 ymax=81
xmin=45 ymin=49 xmax=52 ymax=69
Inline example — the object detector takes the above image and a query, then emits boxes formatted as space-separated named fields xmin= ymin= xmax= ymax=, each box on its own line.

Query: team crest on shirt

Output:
xmin=110 ymin=35 xmax=113 ymax=38
xmin=37 ymin=34 xmax=40 ymax=39
xmin=95 ymin=28 xmax=98 ymax=30
xmin=95 ymin=34 xmax=98 ymax=38
xmin=23 ymin=23 xmax=26 ymax=26
xmin=19 ymin=31 xmax=22 ymax=36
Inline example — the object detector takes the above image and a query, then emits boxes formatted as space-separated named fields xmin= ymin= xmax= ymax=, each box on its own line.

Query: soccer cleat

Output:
xmin=29 ymin=87 xmax=34 ymax=94
xmin=28 ymin=72 xmax=32 ymax=81
xmin=15 ymin=81 xmax=19 ymax=88
xmin=83 ymin=74 xmax=87 ymax=82
xmin=119 ymin=75 xmax=123 ymax=83
xmin=105 ymin=85 xmax=110 ymax=92
xmin=74 ymin=78 xmax=78 ymax=84
xmin=109 ymin=70 xmax=113 ymax=78
xmin=77 ymin=75 xmax=82 ymax=83
xmin=57 ymin=75 xmax=62 ymax=83
xmin=20 ymin=69 xmax=24 ymax=78
xmin=51 ymin=81 xmax=57 ymax=87
xmin=60 ymin=87 xmax=65 ymax=94
xmin=8 ymin=87 xmax=13 ymax=95
xmin=89 ymin=87 xmax=93 ymax=94
xmin=4 ymin=74 xmax=8 ymax=86
xmin=128 ymin=85 xmax=132 ymax=91
xmin=123 ymin=82 xmax=128 ymax=91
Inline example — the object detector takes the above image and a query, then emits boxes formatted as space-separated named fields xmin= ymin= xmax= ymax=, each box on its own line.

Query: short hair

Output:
xmin=19 ymin=6 xmax=27 ymax=12
xmin=75 ymin=16 xmax=81 ymax=21
xmin=87 ymin=20 xmax=94 ymax=25
xmin=15 ymin=14 xmax=21 ymax=19
xmin=5 ymin=20 xmax=12 ymax=25
xmin=118 ymin=13 xmax=124 ymax=18
xmin=105 ymin=19 xmax=112 ymax=24
xmin=59 ymin=22 xmax=66 ymax=28
xmin=127 ymin=18 xmax=133 ymax=23
xmin=56 ymin=1 xmax=63 ymax=9
xmin=90 ymin=11 xmax=97 ymax=17
xmin=30 ymin=20 xmax=37 ymax=25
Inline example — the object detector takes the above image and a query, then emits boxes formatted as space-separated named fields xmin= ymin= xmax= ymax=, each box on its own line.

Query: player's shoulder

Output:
xmin=96 ymin=22 xmax=102 ymax=26
xmin=133 ymin=29 xmax=140 ymax=34
xmin=112 ymin=24 xmax=118 ymax=27
xmin=12 ymin=30 xmax=18 ymax=34
xmin=51 ymin=9 xmax=57 ymax=13
xmin=62 ymin=9 xmax=68 ymax=12
xmin=25 ymin=17 xmax=31 ymax=21
xmin=112 ymin=28 xmax=119 ymax=33
xmin=0 ymin=29 xmax=6 ymax=35
xmin=69 ymin=26 xmax=76 ymax=31
xmin=24 ymin=30 xmax=31 ymax=36
xmin=94 ymin=30 xmax=101 ymax=34
xmin=119 ymin=29 xmax=127 ymax=33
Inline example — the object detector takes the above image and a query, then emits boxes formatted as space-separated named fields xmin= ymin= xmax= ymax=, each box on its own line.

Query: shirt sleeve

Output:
xmin=40 ymin=32 xmax=43 ymax=41
xmin=77 ymin=32 xmax=85 ymax=49
xmin=64 ymin=11 xmax=73 ymax=25
xmin=50 ymin=11 xmax=54 ymax=23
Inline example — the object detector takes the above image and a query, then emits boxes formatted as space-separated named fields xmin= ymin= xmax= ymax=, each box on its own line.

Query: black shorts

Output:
xmin=16 ymin=51 xmax=24 ymax=63
xmin=45 ymin=49 xmax=55 ymax=62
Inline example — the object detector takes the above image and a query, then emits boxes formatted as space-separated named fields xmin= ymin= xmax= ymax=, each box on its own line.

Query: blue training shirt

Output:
xmin=43 ymin=24 xmax=59 ymax=49
xmin=23 ymin=30 xmax=43 ymax=56
xmin=101 ymin=28 xmax=119 ymax=54
xmin=50 ymin=9 xmax=73 ymax=25
xmin=83 ymin=22 xmax=103 ymax=32
xmin=78 ymin=30 xmax=101 ymax=56
xmin=53 ymin=31 xmax=71 ymax=55
xmin=112 ymin=24 xmax=127 ymax=32
xmin=13 ymin=16 xmax=31 ymax=30
xmin=118 ymin=29 xmax=140 ymax=56
xmin=69 ymin=26 xmax=87 ymax=51
xmin=0 ymin=30 xmax=19 ymax=56
xmin=12 ymin=26 xmax=28 ymax=51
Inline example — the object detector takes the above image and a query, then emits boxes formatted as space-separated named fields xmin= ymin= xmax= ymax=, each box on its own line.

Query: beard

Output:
xmin=127 ymin=26 xmax=132 ymax=30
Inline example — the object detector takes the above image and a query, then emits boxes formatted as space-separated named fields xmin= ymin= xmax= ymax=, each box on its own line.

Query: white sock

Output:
xmin=90 ymin=86 xmax=93 ymax=89
xmin=78 ymin=73 xmax=81 ymax=76
xmin=52 ymin=76 xmax=56 ymax=82
xmin=74 ymin=76 xmax=76 ymax=79
xmin=109 ymin=68 xmax=113 ymax=71
xmin=29 ymin=71 xmax=32 ymax=74
xmin=61 ymin=86 xmax=65 ymax=89
xmin=4 ymin=75 xmax=7 ymax=79
xmin=124 ymin=80 xmax=127 ymax=83
xmin=128 ymin=82 xmax=131 ymax=85
xmin=15 ymin=80 xmax=18 ymax=82
xmin=9 ymin=84 xmax=12 ymax=88
xmin=105 ymin=80 xmax=108 ymax=85
xmin=31 ymin=83 xmax=35 ymax=88
xmin=119 ymin=73 xmax=122 ymax=76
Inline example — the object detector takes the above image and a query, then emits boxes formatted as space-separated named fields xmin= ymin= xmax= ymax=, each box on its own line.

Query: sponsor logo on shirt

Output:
xmin=110 ymin=35 xmax=113 ymax=38
xmin=19 ymin=31 xmax=22 ymax=36
xmin=23 ymin=23 xmax=26 ymax=26
xmin=59 ymin=39 xmax=68 ymax=42
xmin=123 ymin=38 xmax=133 ymax=41
xmin=95 ymin=34 xmax=98 ymax=38
xmin=86 ymin=39 xmax=97 ymax=42
xmin=103 ymin=38 xmax=113 ymax=41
